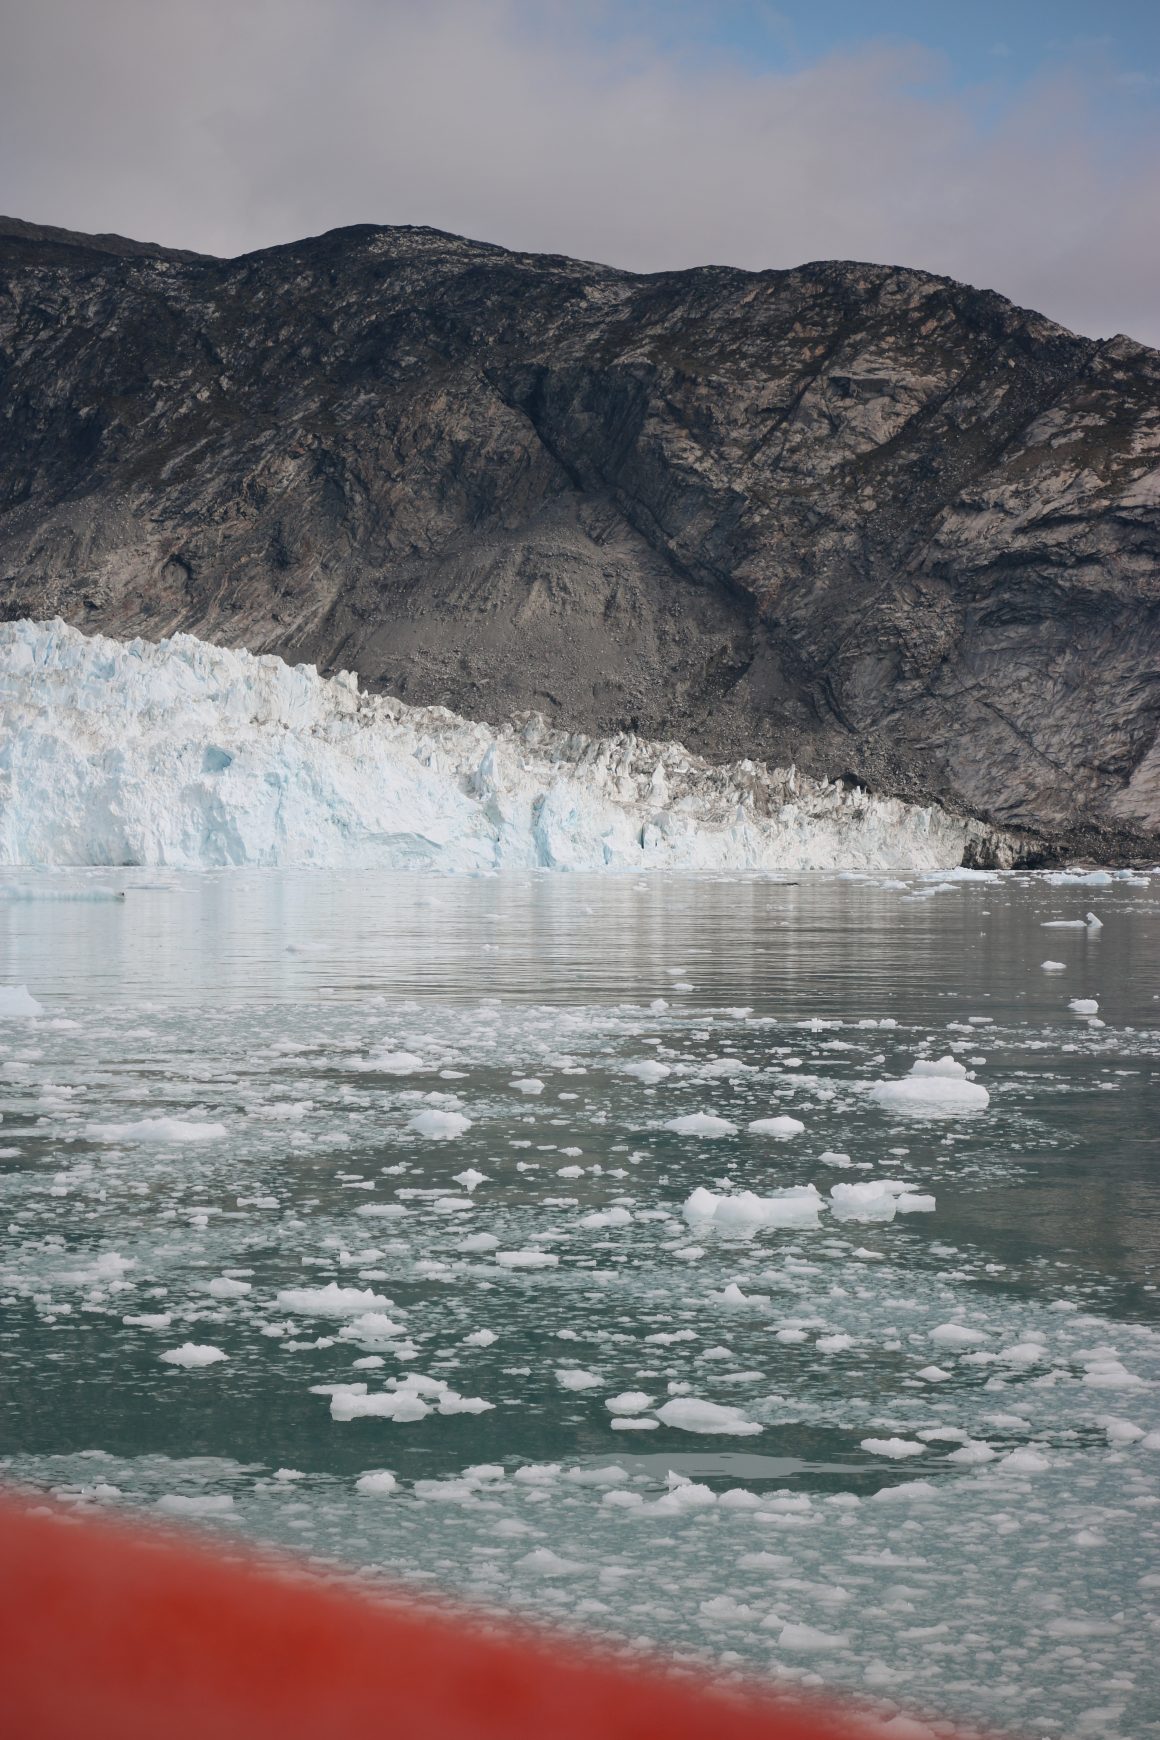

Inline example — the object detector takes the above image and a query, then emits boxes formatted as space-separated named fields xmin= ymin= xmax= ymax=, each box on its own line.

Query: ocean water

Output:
xmin=2 ymin=866 xmax=1158 ymax=1738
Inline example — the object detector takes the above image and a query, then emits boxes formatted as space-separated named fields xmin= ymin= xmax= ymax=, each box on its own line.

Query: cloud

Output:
xmin=0 ymin=0 xmax=1157 ymax=346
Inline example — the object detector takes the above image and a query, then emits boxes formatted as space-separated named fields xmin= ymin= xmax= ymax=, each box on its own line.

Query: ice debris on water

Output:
xmin=654 ymin=1398 xmax=762 ymax=1436
xmin=684 ymin=1185 xmax=823 ymax=1230
xmin=0 ymin=983 xmax=43 ymax=1018
xmin=159 ymin=1344 xmax=228 ymax=1368
xmin=868 ymin=1057 xmax=989 ymax=1116
xmin=0 ymin=619 xmax=1004 ymax=871
xmin=85 ymin=1117 xmax=228 ymax=1144
xmin=276 ymin=1284 xmax=393 ymax=1317
xmin=664 ymin=1113 xmax=737 ymax=1137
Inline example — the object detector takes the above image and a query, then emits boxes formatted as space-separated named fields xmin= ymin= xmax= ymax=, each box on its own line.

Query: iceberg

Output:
xmin=0 ymin=619 xmax=1001 ymax=871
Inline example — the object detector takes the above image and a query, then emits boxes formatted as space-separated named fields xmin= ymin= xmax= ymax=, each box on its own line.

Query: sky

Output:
xmin=1 ymin=0 xmax=1157 ymax=344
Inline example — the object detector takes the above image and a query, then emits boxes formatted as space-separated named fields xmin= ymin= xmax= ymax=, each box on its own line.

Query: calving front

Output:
xmin=0 ymin=620 xmax=1013 ymax=872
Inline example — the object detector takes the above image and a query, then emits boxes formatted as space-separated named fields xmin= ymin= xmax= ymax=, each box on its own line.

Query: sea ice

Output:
xmin=664 ymin=1113 xmax=738 ymax=1137
xmin=159 ymin=1343 xmax=228 ymax=1368
xmin=0 ymin=984 xmax=43 ymax=1018
xmin=276 ymin=1284 xmax=393 ymax=1317
xmin=684 ymin=1185 xmax=822 ymax=1231
xmin=556 ymin=1369 xmax=602 ymax=1390
xmin=860 ymin=1437 xmax=926 ymax=1458
xmin=653 ymin=1398 xmax=762 ymax=1436
xmin=406 ymin=1109 xmax=472 ymax=1139
xmin=868 ymin=1069 xmax=988 ymax=1116
xmin=622 ymin=1060 xmax=672 ymax=1084
xmin=747 ymin=1115 xmax=805 ymax=1137
xmin=85 ymin=1117 xmax=228 ymax=1143
xmin=156 ymin=1494 xmax=235 ymax=1515
xmin=355 ymin=1470 xmax=399 ymax=1495
xmin=829 ymin=1180 xmax=934 ymax=1222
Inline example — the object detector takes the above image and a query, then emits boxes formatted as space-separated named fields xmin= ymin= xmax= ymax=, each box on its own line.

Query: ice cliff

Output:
xmin=0 ymin=621 xmax=1009 ymax=872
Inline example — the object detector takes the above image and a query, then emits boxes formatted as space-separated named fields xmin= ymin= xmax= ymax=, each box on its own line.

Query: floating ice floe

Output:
xmin=868 ymin=1057 xmax=988 ymax=1117
xmin=275 ymin=1283 xmax=393 ymax=1317
xmin=1068 ymin=998 xmax=1099 ymax=1015
xmin=622 ymin=1059 xmax=672 ymax=1084
xmin=664 ymin=1113 xmax=737 ymax=1138
xmin=0 ymin=619 xmax=1011 ymax=871
xmin=654 ymin=1397 xmax=762 ymax=1436
xmin=159 ymin=1343 xmax=228 ymax=1368
xmin=156 ymin=1493 xmax=234 ymax=1515
xmin=684 ymin=1185 xmax=823 ymax=1231
xmin=85 ymin=1116 xmax=228 ymax=1143
xmin=0 ymin=983 xmax=43 ymax=1018
xmin=334 ymin=1375 xmax=493 ymax=1422
xmin=829 ymin=1180 xmax=935 ymax=1222
xmin=861 ymin=1437 xmax=926 ymax=1459
xmin=355 ymin=1470 xmax=399 ymax=1495
xmin=406 ymin=1109 xmax=472 ymax=1139
xmin=747 ymin=1115 xmax=805 ymax=1138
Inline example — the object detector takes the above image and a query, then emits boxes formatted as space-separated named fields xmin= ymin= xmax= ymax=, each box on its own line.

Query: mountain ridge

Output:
xmin=1 ymin=214 xmax=1157 ymax=863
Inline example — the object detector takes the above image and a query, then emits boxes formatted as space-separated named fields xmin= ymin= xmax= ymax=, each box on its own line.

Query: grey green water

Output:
xmin=2 ymin=867 xmax=1159 ymax=1738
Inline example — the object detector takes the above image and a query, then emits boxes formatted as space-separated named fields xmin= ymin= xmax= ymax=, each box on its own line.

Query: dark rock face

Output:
xmin=1 ymin=214 xmax=1158 ymax=860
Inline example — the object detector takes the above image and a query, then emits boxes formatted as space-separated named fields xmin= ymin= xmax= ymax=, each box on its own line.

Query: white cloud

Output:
xmin=0 ymin=0 xmax=1157 ymax=345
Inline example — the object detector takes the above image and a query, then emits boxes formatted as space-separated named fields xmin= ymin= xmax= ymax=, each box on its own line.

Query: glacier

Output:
xmin=0 ymin=619 xmax=1006 ymax=872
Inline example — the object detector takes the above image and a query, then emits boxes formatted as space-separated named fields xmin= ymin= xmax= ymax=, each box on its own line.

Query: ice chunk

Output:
xmin=684 ymin=1185 xmax=822 ymax=1230
xmin=1041 ymin=960 xmax=1066 ymax=971
xmin=664 ymin=1113 xmax=737 ymax=1137
xmin=207 ymin=1277 xmax=251 ymax=1299
xmin=495 ymin=1251 xmax=559 ymax=1269
xmin=556 ymin=1369 xmax=601 ymax=1390
xmin=276 ymin=1284 xmax=393 ymax=1317
xmin=0 ymin=984 xmax=43 ymax=1019
xmin=157 ymin=1494 xmax=234 ymax=1516
xmin=909 ymin=1055 xmax=967 ymax=1079
xmin=366 ymin=1050 xmax=427 ymax=1074
xmin=160 ymin=1343 xmax=228 ymax=1368
xmin=829 ymin=1179 xmax=928 ymax=1223
xmin=340 ymin=1312 xmax=409 ymax=1341
xmin=406 ymin=1109 xmax=472 ymax=1139
xmin=775 ymin=1623 xmax=849 ymax=1652
xmin=861 ymin=1437 xmax=926 ymax=1458
xmin=459 ymin=1232 xmax=500 ymax=1253
xmin=747 ymin=1115 xmax=805 ymax=1138
xmin=654 ymin=1398 xmax=762 ymax=1436
xmin=929 ymin=1322 xmax=989 ymax=1346
xmin=606 ymin=1391 xmax=655 ymax=1415
xmin=623 ymin=1060 xmax=671 ymax=1084
xmin=1068 ymin=998 xmax=1099 ymax=1015
xmin=453 ymin=1169 xmax=488 ymax=1192
xmin=868 ymin=1075 xmax=988 ymax=1116
xmin=1000 ymin=1448 xmax=1052 ymax=1472
xmin=515 ymin=1548 xmax=585 ymax=1576
xmin=86 ymin=1117 xmax=228 ymax=1143
xmin=355 ymin=1470 xmax=399 ymax=1495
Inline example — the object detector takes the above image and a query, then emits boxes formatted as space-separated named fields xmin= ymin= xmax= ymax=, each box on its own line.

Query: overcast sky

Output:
xmin=2 ymin=0 xmax=1158 ymax=344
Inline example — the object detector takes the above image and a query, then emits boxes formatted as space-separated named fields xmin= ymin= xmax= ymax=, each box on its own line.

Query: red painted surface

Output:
xmin=0 ymin=1495 xmax=907 ymax=1740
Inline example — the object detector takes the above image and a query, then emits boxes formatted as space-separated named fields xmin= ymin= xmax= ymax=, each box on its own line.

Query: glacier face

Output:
xmin=0 ymin=620 xmax=998 ymax=872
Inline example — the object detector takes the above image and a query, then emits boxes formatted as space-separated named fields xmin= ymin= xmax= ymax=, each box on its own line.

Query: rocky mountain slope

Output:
xmin=1 ymin=214 xmax=1158 ymax=861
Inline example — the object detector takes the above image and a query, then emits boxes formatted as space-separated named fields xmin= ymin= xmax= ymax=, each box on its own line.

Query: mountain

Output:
xmin=1 ymin=214 xmax=1158 ymax=862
